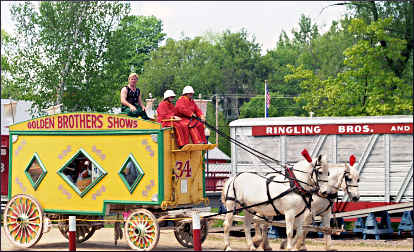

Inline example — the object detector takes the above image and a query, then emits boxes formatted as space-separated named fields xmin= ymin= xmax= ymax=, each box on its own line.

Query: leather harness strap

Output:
xmin=224 ymin=172 xmax=314 ymax=219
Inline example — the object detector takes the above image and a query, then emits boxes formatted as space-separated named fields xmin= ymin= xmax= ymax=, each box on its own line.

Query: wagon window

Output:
xmin=28 ymin=160 xmax=42 ymax=183
xmin=24 ymin=153 xmax=47 ymax=190
xmin=119 ymin=154 xmax=145 ymax=193
xmin=57 ymin=149 xmax=107 ymax=197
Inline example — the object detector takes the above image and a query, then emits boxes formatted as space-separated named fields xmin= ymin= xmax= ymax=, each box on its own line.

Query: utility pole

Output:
xmin=215 ymin=95 xmax=219 ymax=147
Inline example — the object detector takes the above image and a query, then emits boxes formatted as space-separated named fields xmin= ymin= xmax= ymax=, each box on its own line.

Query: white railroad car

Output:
xmin=229 ymin=115 xmax=413 ymax=211
xmin=1 ymin=99 xmax=33 ymax=207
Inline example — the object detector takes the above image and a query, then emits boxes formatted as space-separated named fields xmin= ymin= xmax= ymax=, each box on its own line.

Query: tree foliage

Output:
xmin=286 ymin=15 xmax=412 ymax=116
xmin=4 ymin=1 xmax=165 ymax=115
xmin=205 ymin=102 xmax=231 ymax=156
xmin=1 ymin=29 xmax=15 ymax=98
xmin=239 ymin=92 xmax=306 ymax=118
xmin=104 ymin=15 xmax=166 ymax=107
xmin=140 ymin=29 xmax=261 ymax=120
xmin=3 ymin=1 xmax=412 ymax=124
xmin=139 ymin=36 xmax=220 ymax=101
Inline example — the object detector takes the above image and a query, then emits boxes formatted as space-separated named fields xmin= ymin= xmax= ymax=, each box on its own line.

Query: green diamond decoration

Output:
xmin=118 ymin=154 xmax=145 ymax=193
xmin=57 ymin=148 xmax=107 ymax=197
xmin=24 ymin=153 xmax=47 ymax=190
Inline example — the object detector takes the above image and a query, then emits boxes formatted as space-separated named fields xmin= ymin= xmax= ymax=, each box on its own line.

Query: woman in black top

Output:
xmin=120 ymin=73 xmax=149 ymax=120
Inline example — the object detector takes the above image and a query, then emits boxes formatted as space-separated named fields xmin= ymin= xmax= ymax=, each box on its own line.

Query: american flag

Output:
xmin=266 ymin=87 xmax=271 ymax=109
xmin=265 ymin=81 xmax=270 ymax=117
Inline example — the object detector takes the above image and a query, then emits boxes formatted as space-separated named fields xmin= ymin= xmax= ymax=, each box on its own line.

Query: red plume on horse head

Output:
xmin=301 ymin=149 xmax=312 ymax=163
xmin=349 ymin=155 xmax=356 ymax=166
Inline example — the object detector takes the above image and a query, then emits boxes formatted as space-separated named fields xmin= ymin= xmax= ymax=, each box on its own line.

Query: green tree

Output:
xmin=332 ymin=1 xmax=413 ymax=79
xmin=8 ymin=1 xmax=131 ymax=114
xmin=249 ymin=15 xmax=320 ymax=117
xmin=7 ymin=1 xmax=165 ymax=115
xmin=214 ymin=29 xmax=262 ymax=120
xmin=286 ymin=16 xmax=412 ymax=116
xmin=139 ymin=36 xmax=221 ymax=101
xmin=239 ymin=92 xmax=306 ymax=118
xmin=205 ymin=102 xmax=230 ymax=156
xmin=104 ymin=15 xmax=166 ymax=107
xmin=1 ymin=29 xmax=15 ymax=99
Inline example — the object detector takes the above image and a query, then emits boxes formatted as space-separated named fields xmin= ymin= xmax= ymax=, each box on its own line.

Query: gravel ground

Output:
xmin=1 ymin=227 xmax=413 ymax=251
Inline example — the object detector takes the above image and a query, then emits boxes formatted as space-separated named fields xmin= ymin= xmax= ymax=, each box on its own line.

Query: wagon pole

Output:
xmin=181 ymin=214 xmax=344 ymax=235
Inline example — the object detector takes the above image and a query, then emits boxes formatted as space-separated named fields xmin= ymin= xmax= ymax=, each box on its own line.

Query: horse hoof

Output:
xmin=326 ymin=248 xmax=337 ymax=251
xmin=249 ymin=246 xmax=257 ymax=251
xmin=263 ymin=246 xmax=273 ymax=251
xmin=225 ymin=246 xmax=232 ymax=251
xmin=280 ymin=240 xmax=287 ymax=249
xmin=252 ymin=235 xmax=262 ymax=248
xmin=296 ymin=245 xmax=307 ymax=251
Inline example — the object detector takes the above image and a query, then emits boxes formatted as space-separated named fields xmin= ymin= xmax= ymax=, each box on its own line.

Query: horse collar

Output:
xmin=285 ymin=166 xmax=309 ymax=196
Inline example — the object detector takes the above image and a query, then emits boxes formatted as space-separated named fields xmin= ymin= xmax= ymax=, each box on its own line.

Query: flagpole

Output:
xmin=264 ymin=80 xmax=268 ymax=118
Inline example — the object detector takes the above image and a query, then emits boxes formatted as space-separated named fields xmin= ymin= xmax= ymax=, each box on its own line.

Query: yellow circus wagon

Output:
xmin=3 ymin=112 xmax=215 ymax=250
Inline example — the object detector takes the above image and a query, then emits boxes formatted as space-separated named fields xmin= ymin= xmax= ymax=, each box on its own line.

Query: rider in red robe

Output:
xmin=157 ymin=90 xmax=189 ymax=148
xmin=175 ymin=86 xmax=207 ymax=144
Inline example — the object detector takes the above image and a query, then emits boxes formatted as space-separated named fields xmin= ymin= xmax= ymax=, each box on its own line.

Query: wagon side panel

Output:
xmin=9 ymin=133 xmax=162 ymax=214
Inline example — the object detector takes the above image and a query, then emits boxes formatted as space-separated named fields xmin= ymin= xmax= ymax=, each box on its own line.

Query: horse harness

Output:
xmin=313 ymin=166 xmax=358 ymax=219
xmin=224 ymin=161 xmax=324 ymax=220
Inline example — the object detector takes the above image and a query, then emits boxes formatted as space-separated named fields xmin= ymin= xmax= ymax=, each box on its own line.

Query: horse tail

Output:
xmin=221 ymin=174 xmax=238 ymax=204
xmin=221 ymin=178 xmax=230 ymax=203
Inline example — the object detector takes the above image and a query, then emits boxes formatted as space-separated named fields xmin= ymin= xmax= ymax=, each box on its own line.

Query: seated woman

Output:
xmin=120 ymin=73 xmax=149 ymax=120
xmin=156 ymin=90 xmax=189 ymax=149
xmin=175 ymin=86 xmax=207 ymax=144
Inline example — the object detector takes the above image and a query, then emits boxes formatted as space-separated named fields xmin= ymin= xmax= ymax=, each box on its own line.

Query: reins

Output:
xmin=192 ymin=115 xmax=324 ymax=191
xmin=190 ymin=115 xmax=331 ymax=221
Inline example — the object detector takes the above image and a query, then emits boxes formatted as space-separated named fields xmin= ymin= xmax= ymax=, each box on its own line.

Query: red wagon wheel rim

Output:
xmin=124 ymin=209 xmax=160 ymax=251
xmin=3 ymin=194 xmax=44 ymax=248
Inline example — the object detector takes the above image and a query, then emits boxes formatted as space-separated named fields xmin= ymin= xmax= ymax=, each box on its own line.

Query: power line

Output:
xmin=211 ymin=94 xmax=297 ymax=98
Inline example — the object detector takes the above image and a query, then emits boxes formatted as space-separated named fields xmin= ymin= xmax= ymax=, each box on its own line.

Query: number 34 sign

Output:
xmin=175 ymin=160 xmax=192 ymax=178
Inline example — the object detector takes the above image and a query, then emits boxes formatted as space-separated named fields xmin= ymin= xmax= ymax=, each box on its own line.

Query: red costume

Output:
xmin=156 ymin=100 xmax=189 ymax=147
xmin=175 ymin=96 xmax=207 ymax=144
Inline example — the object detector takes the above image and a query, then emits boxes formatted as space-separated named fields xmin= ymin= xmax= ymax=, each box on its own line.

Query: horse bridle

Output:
xmin=329 ymin=164 xmax=359 ymax=197
xmin=343 ymin=170 xmax=359 ymax=196
xmin=308 ymin=159 xmax=329 ymax=194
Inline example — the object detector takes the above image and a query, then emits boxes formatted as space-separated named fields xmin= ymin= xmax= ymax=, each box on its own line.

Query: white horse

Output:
xmin=253 ymin=155 xmax=360 ymax=251
xmin=221 ymin=152 xmax=334 ymax=251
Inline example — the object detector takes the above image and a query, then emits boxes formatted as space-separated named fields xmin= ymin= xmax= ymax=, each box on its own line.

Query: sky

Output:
xmin=1 ymin=1 xmax=347 ymax=54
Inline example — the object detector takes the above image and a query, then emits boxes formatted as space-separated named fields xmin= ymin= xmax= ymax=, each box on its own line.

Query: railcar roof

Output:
xmin=229 ymin=115 xmax=413 ymax=127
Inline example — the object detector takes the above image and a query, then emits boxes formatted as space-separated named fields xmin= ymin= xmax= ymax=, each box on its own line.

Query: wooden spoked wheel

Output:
xmin=124 ymin=209 xmax=160 ymax=251
xmin=3 ymin=194 xmax=44 ymax=248
xmin=58 ymin=215 xmax=96 ymax=243
xmin=174 ymin=218 xmax=208 ymax=248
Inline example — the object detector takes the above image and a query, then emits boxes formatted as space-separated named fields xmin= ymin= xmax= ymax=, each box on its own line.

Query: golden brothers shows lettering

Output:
xmin=19 ymin=113 xmax=157 ymax=131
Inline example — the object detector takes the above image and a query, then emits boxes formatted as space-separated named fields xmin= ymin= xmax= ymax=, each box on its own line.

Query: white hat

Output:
xmin=163 ymin=90 xmax=176 ymax=99
xmin=182 ymin=86 xmax=195 ymax=95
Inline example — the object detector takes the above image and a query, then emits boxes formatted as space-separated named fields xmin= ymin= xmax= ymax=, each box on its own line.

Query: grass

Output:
xmin=209 ymin=207 xmax=243 ymax=228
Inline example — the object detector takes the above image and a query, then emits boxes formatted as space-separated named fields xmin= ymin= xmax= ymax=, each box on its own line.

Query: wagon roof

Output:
xmin=229 ymin=115 xmax=413 ymax=127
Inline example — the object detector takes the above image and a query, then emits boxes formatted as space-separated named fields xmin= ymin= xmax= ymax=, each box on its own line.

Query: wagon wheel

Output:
xmin=174 ymin=218 xmax=208 ymax=248
xmin=124 ymin=209 xmax=160 ymax=251
xmin=58 ymin=215 xmax=96 ymax=243
xmin=3 ymin=194 xmax=44 ymax=248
